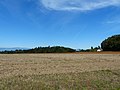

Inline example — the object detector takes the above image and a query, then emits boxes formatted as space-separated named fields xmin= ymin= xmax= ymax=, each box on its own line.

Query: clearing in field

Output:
xmin=0 ymin=54 xmax=120 ymax=90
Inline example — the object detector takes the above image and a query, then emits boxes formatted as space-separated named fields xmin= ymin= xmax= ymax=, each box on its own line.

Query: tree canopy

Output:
xmin=101 ymin=34 xmax=120 ymax=51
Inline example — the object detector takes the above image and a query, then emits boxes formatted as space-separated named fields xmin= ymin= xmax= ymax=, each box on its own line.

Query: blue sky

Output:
xmin=0 ymin=0 xmax=120 ymax=49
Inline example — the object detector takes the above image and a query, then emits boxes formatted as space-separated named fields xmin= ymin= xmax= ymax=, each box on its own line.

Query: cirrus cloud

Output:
xmin=40 ymin=0 xmax=120 ymax=11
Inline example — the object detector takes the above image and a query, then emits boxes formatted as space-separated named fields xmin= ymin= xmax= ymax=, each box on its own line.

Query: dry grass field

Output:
xmin=0 ymin=53 xmax=120 ymax=90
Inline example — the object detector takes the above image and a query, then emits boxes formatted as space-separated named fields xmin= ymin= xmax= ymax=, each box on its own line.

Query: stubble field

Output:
xmin=0 ymin=53 xmax=120 ymax=90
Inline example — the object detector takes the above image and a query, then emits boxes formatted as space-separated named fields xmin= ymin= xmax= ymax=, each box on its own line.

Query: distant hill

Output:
xmin=0 ymin=47 xmax=29 ymax=51
xmin=0 ymin=46 xmax=76 ymax=53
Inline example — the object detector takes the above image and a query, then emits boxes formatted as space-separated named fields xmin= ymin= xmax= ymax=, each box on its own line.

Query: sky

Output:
xmin=0 ymin=0 xmax=120 ymax=49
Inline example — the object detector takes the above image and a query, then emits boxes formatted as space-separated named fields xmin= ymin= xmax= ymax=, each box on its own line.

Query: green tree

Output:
xmin=101 ymin=34 xmax=120 ymax=51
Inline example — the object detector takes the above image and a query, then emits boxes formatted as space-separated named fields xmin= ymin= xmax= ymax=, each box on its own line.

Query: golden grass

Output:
xmin=0 ymin=54 xmax=120 ymax=89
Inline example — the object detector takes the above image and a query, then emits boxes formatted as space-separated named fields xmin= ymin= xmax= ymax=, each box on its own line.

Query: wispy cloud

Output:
xmin=106 ymin=20 xmax=120 ymax=24
xmin=40 ymin=0 xmax=120 ymax=11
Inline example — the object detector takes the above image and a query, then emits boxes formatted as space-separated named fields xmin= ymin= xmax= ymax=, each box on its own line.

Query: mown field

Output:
xmin=0 ymin=54 xmax=120 ymax=90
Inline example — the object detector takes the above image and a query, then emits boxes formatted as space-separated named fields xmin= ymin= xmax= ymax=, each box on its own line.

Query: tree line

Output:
xmin=0 ymin=46 xmax=76 ymax=54
xmin=0 ymin=34 xmax=120 ymax=54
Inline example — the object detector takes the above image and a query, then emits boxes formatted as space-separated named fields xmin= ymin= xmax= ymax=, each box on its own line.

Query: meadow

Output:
xmin=0 ymin=53 xmax=120 ymax=90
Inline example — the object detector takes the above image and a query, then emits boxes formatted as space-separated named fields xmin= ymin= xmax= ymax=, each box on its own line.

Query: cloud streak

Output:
xmin=40 ymin=0 xmax=120 ymax=11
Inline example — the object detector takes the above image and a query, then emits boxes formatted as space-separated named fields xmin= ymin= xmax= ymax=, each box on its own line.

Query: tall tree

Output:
xmin=101 ymin=34 xmax=120 ymax=51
